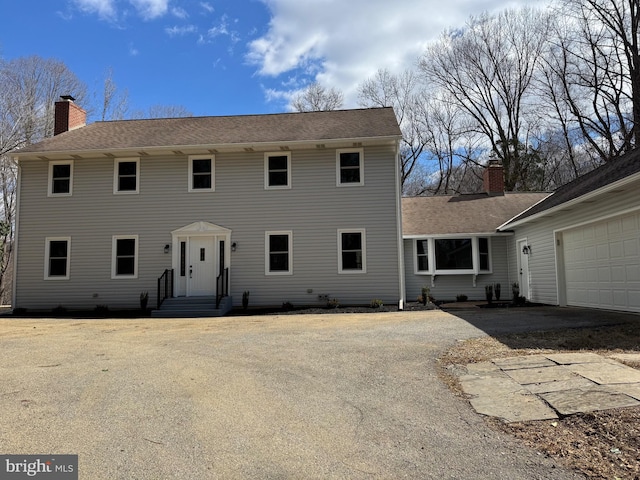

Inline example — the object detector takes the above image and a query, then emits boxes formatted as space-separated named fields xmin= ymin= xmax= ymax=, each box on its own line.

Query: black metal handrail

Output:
xmin=216 ymin=267 xmax=229 ymax=308
xmin=157 ymin=268 xmax=174 ymax=309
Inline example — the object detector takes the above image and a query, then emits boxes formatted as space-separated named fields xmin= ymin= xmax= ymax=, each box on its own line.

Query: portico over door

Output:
xmin=171 ymin=222 xmax=232 ymax=297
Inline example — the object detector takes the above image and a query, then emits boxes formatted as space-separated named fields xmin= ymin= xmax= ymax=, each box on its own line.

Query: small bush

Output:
xmin=12 ymin=308 xmax=27 ymax=316
xmin=485 ymin=285 xmax=493 ymax=303
xmin=281 ymin=301 xmax=294 ymax=311
xmin=494 ymin=283 xmax=501 ymax=301
xmin=456 ymin=294 xmax=468 ymax=302
xmin=52 ymin=305 xmax=67 ymax=315
xmin=421 ymin=286 xmax=431 ymax=306
xmin=94 ymin=305 xmax=109 ymax=315
xmin=242 ymin=291 xmax=250 ymax=310
xmin=370 ymin=299 xmax=383 ymax=309
xmin=327 ymin=298 xmax=340 ymax=309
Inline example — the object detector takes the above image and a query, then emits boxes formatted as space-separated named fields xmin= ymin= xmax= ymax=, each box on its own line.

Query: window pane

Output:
xmin=116 ymin=257 xmax=135 ymax=275
xmin=118 ymin=162 xmax=136 ymax=176
xmin=192 ymin=159 xmax=211 ymax=173
xmin=269 ymin=171 xmax=288 ymax=186
xmin=119 ymin=176 xmax=137 ymax=191
xmin=340 ymin=167 xmax=360 ymax=184
xmin=117 ymin=238 xmax=136 ymax=256
xmin=49 ymin=240 xmax=68 ymax=258
xmin=342 ymin=232 xmax=362 ymax=250
xmin=417 ymin=256 xmax=429 ymax=271
xmin=435 ymin=239 xmax=473 ymax=270
xmin=49 ymin=258 xmax=67 ymax=277
xmin=269 ymin=253 xmax=289 ymax=271
xmin=340 ymin=152 xmax=360 ymax=167
xmin=269 ymin=235 xmax=288 ymax=252
xmin=416 ymin=240 xmax=428 ymax=255
xmin=52 ymin=179 xmax=70 ymax=194
xmin=193 ymin=174 xmax=211 ymax=189
xmin=342 ymin=251 xmax=362 ymax=270
xmin=268 ymin=156 xmax=288 ymax=170
xmin=52 ymin=164 xmax=70 ymax=178
xmin=479 ymin=237 xmax=489 ymax=271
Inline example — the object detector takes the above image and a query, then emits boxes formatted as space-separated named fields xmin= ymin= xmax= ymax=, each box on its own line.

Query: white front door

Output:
xmin=517 ymin=239 xmax=531 ymax=299
xmin=189 ymin=236 xmax=216 ymax=296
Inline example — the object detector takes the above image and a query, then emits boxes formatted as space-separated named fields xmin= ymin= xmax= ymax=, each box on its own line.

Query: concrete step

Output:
xmin=152 ymin=296 xmax=232 ymax=318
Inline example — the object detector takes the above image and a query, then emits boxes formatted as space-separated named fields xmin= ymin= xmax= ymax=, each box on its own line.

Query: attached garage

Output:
xmin=561 ymin=211 xmax=640 ymax=312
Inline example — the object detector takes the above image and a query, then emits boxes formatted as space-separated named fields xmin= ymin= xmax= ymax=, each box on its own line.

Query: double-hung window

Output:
xmin=45 ymin=237 xmax=70 ymax=280
xmin=112 ymin=235 xmax=138 ymax=278
xmin=414 ymin=237 xmax=492 ymax=274
xmin=189 ymin=155 xmax=214 ymax=192
xmin=48 ymin=161 xmax=73 ymax=196
xmin=265 ymin=153 xmax=291 ymax=189
xmin=338 ymin=229 xmax=366 ymax=273
xmin=114 ymin=158 xmax=139 ymax=194
xmin=336 ymin=148 xmax=364 ymax=186
xmin=266 ymin=231 xmax=292 ymax=275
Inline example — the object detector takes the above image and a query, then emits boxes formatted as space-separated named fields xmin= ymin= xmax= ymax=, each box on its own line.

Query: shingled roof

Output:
xmin=502 ymin=148 xmax=640 ymax=227
xmin=15 ymin=107 xmax=401 ymax=155
xmin=402 ymin=192 xmax=549 ymax=236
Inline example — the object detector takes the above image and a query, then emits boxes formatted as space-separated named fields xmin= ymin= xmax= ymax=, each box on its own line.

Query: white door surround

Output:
xmin=517 ymin=238 xmax=531 ymax=299
xmin=171 ymin=222 xmax=232 ymax=298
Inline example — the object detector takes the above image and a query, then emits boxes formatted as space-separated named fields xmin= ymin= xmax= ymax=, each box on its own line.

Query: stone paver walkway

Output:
xmin=459 ymin=352 xmax=640 ymax=422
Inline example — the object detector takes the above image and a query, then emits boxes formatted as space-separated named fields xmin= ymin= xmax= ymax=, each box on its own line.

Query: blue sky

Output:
xmin=0 ymin=0 xmax=545 ymax=119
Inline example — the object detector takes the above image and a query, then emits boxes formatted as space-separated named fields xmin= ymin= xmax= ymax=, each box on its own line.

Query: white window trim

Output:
xmin=338 ymin=228 xmax=367 ymax=274
xmin=111 ymin=235 xmax=139 ymax=279
xmin=188 ymin=155 xmax=215 ymax=192
xmin=113 ymin=157 xmax=140 ymax=194
xmin=413 ymin=238 xmax=432 ymax=275
xmin=413 ymin=236 xmax=493 ymax=275
xmin=264 ymin=152 xmax=292 ymax=190
xmin=265 ymin=230 xmax=293 ymax=275
xmin=44 ymin=237 xmax=71 ymax=280
xmin=48 ymin=160 xmax=73 ymax=197
xmin=336 ymin=148 xmax=364 ymax=187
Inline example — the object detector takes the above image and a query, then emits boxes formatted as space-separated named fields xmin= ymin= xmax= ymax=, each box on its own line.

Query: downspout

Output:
xmin=394 ymin=138 xmax=406 ymax=309
xmin=11 ymin=158 xmax=21 ymax=310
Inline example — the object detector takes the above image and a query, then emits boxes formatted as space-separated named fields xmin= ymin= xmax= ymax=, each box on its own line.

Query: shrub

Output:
xmin=456 ymin=294 xmax=468 ymax=302
xmin=494 ymin=283 xmax=501 ymax=301
xmin=242 ymin=291 xmax=250 ymax=310
xmin=52 ymin=305 xmax=67 ymax=315
xmin=370 ymin=299 xmax=383 ymax=309
xmin=485 ymin=285 xmax=493 ymax=303
xmin=327 ymin=298 xmax=340 ymax=309
xmin=281 ymin=301 xmax=294 ymax=311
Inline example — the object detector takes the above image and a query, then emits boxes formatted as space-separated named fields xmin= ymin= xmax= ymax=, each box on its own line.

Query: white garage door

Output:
xmin=563 ymin=211 xmax=640 ymax=312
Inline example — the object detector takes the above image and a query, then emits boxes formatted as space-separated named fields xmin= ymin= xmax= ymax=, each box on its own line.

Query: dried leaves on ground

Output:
xmin=438 ymin=320 xmax=640 ymax=479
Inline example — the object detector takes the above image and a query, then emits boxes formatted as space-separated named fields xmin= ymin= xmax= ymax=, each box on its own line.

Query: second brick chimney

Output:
xmin=54 ymin=95 xmax=86 ymax=136
xmin=483 ymin=159 xmax=505 ymax=195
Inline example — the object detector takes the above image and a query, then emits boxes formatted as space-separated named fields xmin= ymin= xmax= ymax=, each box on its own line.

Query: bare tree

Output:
xmin=97 ymin=67 xmax=130 ymax=121
xmin=358 ymin=69 xmax=429 ymax=192
xmin=0 ymin=56 xmax=87 ymax=303
xmin=419 ymin=8 xmax=551 ymax=191
xmin=143 ymin=105 xmax=194 ymax=119
xmin=291 ymin=82 xmax=344 ymax=112
xmin=546 ymin=0 xmax=640 ymax=159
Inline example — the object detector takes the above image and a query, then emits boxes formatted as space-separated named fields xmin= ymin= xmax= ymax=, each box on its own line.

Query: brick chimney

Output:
xmin=54 ymin=95 xmax=86 ymax=135
xmin=483 ymin=159 xmax=505 ymax=195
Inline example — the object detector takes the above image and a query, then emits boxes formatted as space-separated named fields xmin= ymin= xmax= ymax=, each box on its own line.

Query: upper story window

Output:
xmin=114 ymin=158 xmax=139 ymax=194
xmin=188 ymin=155 xmax=214 ymax=192
xmin=266 ymin=231 xmax=293 ymax=275
xmin=44 ymin=237 xmax=70 ymax=280
xmin=112 ymin=235 xmax=138 ymax=279
xmin=413 ymin=237 xmax=492 ymax=275
xmin=336 ymin=148 xmax=364 ymax=186
xmin=48 ymin=161 xmax=73 ymax=196
xmin=338 ymin=229 xmax=366 ymax=273
xmin=264 ymin=152 xmax=291 ymax=189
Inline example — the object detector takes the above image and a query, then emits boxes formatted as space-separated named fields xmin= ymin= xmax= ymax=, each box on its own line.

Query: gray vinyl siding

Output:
xmin=403 ymin=236 xmax=510 ymax=302
xmin=508 ymin=187 xmax=640 ymax=306
xmin=15 ymin=145 xmax=401 ymax=310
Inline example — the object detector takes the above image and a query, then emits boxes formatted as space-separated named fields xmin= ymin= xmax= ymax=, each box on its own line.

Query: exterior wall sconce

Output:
xmin=522 ymin=245 xmax=531 ymax=255
xmin=164 ymin=244 xmax=170 ymax=254
xmin=231 ymin=242 xmax=237 ymax=252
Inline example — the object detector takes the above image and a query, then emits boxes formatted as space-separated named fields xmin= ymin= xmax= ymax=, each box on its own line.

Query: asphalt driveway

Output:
xmin=2 ymin=307 xmax=632 ymax=479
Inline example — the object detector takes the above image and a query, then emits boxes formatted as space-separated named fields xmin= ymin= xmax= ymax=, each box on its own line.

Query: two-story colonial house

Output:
xmin=12 ymin=98 xmax=405 ymax=315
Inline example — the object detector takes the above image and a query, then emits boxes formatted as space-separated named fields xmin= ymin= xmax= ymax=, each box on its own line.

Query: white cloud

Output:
xmin=129 ymin=43 xmax=140 ymax=56
xmin=171 ymin=6 xmax=189 ymax=19
xmin=248 ymin=0 xmax=549 ymax=106
xmin=73 ymin=0 xmax=117 ymax=19
xmin=200 ymin=2 xmax=215 ymax=13
xmin=129 ymin=0 xmax=169 ymax=19
xmin=165 ymin=24 xmax=198 ymax=37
